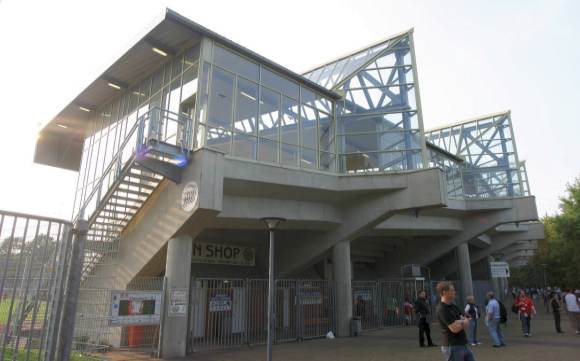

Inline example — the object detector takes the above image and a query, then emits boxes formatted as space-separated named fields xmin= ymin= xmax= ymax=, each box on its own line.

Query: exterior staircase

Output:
xmin=77 ymin=107 xmax=193 ymax=282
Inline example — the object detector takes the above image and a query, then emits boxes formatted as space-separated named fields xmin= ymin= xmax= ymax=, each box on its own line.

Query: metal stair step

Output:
xmin=120 ymin=180 xmax=156 ymax=190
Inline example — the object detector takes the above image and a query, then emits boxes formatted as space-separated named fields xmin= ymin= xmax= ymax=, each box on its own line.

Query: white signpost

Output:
xmin=490 ymin=261 xmax=511 ymax=278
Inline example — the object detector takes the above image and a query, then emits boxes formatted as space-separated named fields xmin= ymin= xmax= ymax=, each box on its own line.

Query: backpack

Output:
xmin=498 ymin=301 xmax=508 ymax=324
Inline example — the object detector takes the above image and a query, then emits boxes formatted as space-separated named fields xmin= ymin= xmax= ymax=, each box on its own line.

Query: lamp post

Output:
xmin=261 ymin=217 xmax=285 ymax=361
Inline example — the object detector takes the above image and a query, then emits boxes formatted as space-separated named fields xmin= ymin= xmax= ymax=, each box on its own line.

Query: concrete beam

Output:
xmin=376 ymin=197 xmax=539 ymax=277
xmin=373 ymin=214 xmax=463 ymax=236
xmin=276 ymin=168 xmax=447 ymax=276
xmin=430 ymin=222 xmax=543 ymax=279
xmin=469 ymin=234 xmax=491 ymax=248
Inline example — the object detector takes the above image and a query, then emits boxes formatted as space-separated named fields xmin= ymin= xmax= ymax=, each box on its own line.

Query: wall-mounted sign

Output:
xmin=110 ymin=291 xmax=162 ymax=326
xmin=192 ymin=242 xmax=255 ymax=267
xmin=181 ymin=181 xmax=199 ymax=212
xmin=169 ymin=288 xmax=188 ymax=316
xmin=209 ymin=293 xmax=232 ymax=312
xmin=490 ymin=261 xmax=511 ymax=278
xmin=300 ymin=290 xmax=323 ymax=305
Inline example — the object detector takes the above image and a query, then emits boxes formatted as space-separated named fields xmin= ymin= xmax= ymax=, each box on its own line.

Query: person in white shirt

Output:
xmin=563 ymin=288 xmax=580 ymax=334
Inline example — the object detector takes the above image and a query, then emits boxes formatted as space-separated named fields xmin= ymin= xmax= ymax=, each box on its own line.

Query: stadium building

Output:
xmin=33 ymin=9 xmax=543 ymax=358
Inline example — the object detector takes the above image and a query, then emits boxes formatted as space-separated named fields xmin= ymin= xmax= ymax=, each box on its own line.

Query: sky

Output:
xmin=0 ymin=0 xmax=578 ymax=220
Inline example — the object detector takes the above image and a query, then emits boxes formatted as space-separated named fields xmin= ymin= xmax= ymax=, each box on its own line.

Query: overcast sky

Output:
xmin=0 ymin=0 xmax=578 ymax=220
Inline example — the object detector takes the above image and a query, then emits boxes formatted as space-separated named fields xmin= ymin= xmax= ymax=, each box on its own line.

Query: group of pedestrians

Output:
xmin=410 ymin=282 xmax=580 ymax=361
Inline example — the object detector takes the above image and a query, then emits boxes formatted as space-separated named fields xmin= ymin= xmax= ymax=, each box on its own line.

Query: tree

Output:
xmin=520 ymin=176 xmax=580 ymax=288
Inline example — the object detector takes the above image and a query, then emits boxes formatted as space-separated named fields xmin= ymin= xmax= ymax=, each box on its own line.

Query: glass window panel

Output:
xmin=213 ymin=44 xmax=259 ymax=82
xmin=164 ymin=62 xmax=172 ymax=86
xmin=168 ymin=79 xmax=182 ymax=115
xmin=280 ymin=97 xmax=299 ymax=145
xmin=208 ymin=67 xmax=234 ymax=129
xmin=197 ymin=62 xmax=211 ymax=126
xmin=281 ymin=143 xmax=299 ymax=166
xmin=180 ymin=66 xmax=198 ymax=120
xmin=206 ymin=126 xmax=231 ymax=154
xmin=318 ymin=111 xmax=334 ymax=152
xmin=300 ymin=105 xmax=318 ymax=149
xmin=320 ymin=151 xmax=336 ymax=172
xmin=258 ymin=138 xmax=278 ymax=163
xmin=138 ymin=76 xmax=151 ymax=104
xmin=234 ymin=78 xmax=258 ymax=134
xmin=172 ymin=55 xmax=183 ymax=79
xmin=258 ymin=87 xmax=280 ymax=140
xmin=151 ymin=68 xmax=163 ymax=94
xmin=184 ymin=45 xmax=200 ymax=69
xmin=232 ymin=132 xmax=257 ymax=159
xmin=261 ymin=67 xmax=299 ymax=99
xmin=300 ymin=148 xmax=317 ymax=169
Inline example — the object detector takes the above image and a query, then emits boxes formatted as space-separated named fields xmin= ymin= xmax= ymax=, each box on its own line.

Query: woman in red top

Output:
xmin=514 ymin=290 xmax=537 ymax=337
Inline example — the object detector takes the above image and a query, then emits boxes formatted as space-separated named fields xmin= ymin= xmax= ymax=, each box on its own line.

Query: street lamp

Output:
xmin=261 ymin=217 xmax=285 ymax=361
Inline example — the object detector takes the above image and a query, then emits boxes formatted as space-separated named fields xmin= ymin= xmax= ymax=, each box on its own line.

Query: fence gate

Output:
xmin=0 ymin=210 xmax=73 ymax=361
xmin=188 ymin=278 xmax=336 ymax=353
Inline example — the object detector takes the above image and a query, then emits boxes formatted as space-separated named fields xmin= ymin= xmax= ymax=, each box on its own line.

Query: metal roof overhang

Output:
xmin=34 ymin=8 xmax=341 ymax=171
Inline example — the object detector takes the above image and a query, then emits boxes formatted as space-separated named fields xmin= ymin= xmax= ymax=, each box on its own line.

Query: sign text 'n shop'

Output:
xmin=192 ymin=242 xmax=255 ymax=266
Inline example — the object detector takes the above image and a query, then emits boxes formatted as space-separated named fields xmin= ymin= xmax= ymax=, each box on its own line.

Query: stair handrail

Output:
xmin=74 ymin=107 xmax=193 ymax=223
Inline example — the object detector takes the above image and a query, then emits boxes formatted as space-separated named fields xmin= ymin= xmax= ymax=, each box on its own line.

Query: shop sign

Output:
xmin=192 ymin=242 xmax=255 ymax=266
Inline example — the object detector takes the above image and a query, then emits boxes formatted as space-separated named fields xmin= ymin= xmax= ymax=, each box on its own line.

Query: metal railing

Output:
xmin=78 ymin=107 xmax=193 ymax=223
xmin=0 ymin=210 xmax=73 ymax=361
xmin=352 ymin=279 xmax=436 ymax=331
xmin=188 ymin=278 xmax=337 ymax=353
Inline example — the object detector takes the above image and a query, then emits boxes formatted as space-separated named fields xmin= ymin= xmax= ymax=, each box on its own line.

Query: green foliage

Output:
xmin=514 ymin=176 xmax=580 ymax=288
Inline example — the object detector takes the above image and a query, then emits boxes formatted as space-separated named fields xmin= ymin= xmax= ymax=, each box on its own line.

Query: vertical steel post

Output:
xmin=56 ymin=219 xmax=88 ymax=361
xmin=266 ymin=228 xmax=274 ymax=361
xmin=261 ymin=217 xmax=284 ymax=361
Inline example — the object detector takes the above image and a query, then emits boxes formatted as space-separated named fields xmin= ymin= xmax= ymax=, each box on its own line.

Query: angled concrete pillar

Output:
xmin=333 ymin=240 xmax=352 ymax=337
xmin=456 ymin=243 xmax=473 ymax=301
xmin=161 ymin=234 xmax=192 ymax=358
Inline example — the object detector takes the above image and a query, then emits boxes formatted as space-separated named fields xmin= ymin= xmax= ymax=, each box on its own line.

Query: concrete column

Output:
xmin=332 ymin=240 xmax=352 ymax=337
xmin=161 ymin=234 xmax=193 ymax=358
xmin=456 ymin=243 xmax=474 ymax=301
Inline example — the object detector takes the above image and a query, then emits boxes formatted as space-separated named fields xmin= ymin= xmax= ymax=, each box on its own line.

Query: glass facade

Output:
xmin=426 ymin=112 xmax=524 ymax=199
xmin=304 ymin=33 xmax=426 ymax=173
xmin=428 ymin=146 xmax=464 ymax=199
xmin=197 ymin=43 xmax=336 ymax=171
xmin=73 ymin=45 xmax=201 ymax=218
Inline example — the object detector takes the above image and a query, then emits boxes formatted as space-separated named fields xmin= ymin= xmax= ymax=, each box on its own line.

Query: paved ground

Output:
xmin=182 ymin=313 xmax=579 ymax=361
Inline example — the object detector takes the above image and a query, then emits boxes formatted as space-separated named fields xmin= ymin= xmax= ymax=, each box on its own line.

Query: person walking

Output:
xmin=414 ymin=290 xmax=436 ymax=347
xmin=550 ymin=292 xmax=564 ymax=333
xmin=514 ymin=289 xmax=536 ymax=337
xmin=464 ymin=296 xmax=481 ymax=346
xmin=435 ymin=282 xmax=475 ymax=361
xmin=563 ymin=288 xmax=580 ymax=334
xmin=485 ymin=292 xmax=506 ymax=347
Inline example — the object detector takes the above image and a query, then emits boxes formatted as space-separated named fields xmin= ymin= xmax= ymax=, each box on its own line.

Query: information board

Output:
xmin=110 ymin=291 xmax=162 ymax=326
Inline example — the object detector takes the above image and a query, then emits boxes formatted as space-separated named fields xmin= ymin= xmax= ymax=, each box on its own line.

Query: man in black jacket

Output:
xmin=415 ymin=289 xmax=436 ymax=347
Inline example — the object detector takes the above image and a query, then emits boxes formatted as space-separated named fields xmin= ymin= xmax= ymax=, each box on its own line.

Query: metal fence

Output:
xmin=352 ymin=279 xmax=436 ymax=331
xmin=0 ymin=210 xmax=73 ymax=361
xmin=73 ymin=277 xmax=164 ymax=356
xmin=188 ymin=278 xmax=336 ymax=353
